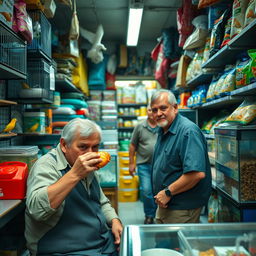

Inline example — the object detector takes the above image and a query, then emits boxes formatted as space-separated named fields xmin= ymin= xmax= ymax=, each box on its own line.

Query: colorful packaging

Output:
xmin=244 ymin=0 xmax=256 ymax=27
xmin=236 ymin=57 xmax=250 ymax=88
xmin=219 ymin=66 xmax=236 ymax=96
xmin=246 ymin=49 xmax=256 ymax=84
xmin=230 ymin=0 xmax=250 ymax=38
xmin=225 ymin=98 xmax=256 ymax=125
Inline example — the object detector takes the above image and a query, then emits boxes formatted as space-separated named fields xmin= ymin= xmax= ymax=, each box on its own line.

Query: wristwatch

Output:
xmin=164 ymin=186 xmax=172 ymax=198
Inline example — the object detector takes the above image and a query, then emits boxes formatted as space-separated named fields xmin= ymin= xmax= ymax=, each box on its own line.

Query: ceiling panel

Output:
xmin=51 ymin=0 xmax=182 ymax=49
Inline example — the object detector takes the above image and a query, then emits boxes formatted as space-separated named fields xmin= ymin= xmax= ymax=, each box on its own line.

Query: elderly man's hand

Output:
xmin=154 ymin=190 xmax=171 ymax=208
xmin=111 ymin=218 xmax=123 ymax=251
xmin=71 ymin=152 xmax=102 ymax=179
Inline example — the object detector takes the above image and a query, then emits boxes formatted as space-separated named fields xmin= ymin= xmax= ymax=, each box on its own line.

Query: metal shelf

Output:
xmin=116 ymin=75 xmax=154 ymax=81
xmin=202 ymin=45 xmax=242 ymax=69
xmin=186 ymin=73 xmax=215 ymax=89
xmin=231 ymin=82 xmax=256 ymax=96
xmin=229 ymin=19 xmax=256 ymax=48
xmin=0 ymin=63 xmax=27 ymax=80
xmin=55 ymin=78 xmax=81 ymax=93
xmin=198 ymin=95 xmax=243 ymax=109
xmin=118 ymin=103 xmax=147 ymax=107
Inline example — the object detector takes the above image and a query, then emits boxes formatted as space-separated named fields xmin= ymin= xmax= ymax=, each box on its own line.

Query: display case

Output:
xmin=214 ymin=125 xmax=256 ymax=204
xmin=217 ymin=189 xmax=256 ymax=222
xmin=120 ymin=223 xmax=256 ymax=256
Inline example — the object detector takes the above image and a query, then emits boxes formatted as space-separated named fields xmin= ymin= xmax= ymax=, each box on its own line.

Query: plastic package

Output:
xmin=244 ymin=0 xmax=256 ymax=27
xmin=230 ymin=0 xmax=250 ymax=38
xmin=225 ymin=98 xmax=256 ymax=125
xmin=208 ymin=2 xmax=230 ymax=29
xmin=236 ymin=57 xmax=250 ymax=88
xmin=209 ymin=8 xmax=231 ymax=57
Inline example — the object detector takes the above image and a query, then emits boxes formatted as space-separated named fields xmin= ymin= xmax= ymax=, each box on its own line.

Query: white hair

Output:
xmin=61 ymin=118 xmax=102 ymax=146
xmin=150 ymin=89 xmax=177 ymax=105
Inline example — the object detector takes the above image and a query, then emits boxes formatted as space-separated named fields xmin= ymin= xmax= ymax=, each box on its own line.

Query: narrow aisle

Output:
xmin=118 ymin=201 xmax=144 ymax=226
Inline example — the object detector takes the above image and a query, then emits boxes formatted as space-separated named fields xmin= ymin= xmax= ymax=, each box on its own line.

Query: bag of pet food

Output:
xmin=221 ymin=17 xmax=232 ymax=47
xmin=244 ymin=0 xmax=256 ymax=27
xmin=236 ymin=57 xmax=250 ymax=88
xmin=209 ymin=8 xmax=231 ymax=57
xmin=219 ymin=66 xmax=236 ymax=96
xmin=230 ymin=0 xmax=250 ymax=38
xmin=225 ymin=98 xmax=256 ymax=125
xmin=12 ymin=0 xmax=33 ymax=43
xmin=246 ymin=49 xmax=256 ymax=85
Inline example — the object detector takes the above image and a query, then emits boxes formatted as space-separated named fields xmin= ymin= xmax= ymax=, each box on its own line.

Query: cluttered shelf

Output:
xmin=191 ymin=82 xmax=256 ymax=109
xmin=202 ymin=19 xmax=256 ymax=69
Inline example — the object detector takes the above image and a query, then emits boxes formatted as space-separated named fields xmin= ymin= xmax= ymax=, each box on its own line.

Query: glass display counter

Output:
xmin=214 ymin=126 xmax=256 ymax=203
xmin=120 ymin=223 xmax=256 ymax=256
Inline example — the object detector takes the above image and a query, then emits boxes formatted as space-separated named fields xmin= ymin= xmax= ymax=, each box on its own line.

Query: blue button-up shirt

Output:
xmin=152 ymin=114 xmax=212 ymax=210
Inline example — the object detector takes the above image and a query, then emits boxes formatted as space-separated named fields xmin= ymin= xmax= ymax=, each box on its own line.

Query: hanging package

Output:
xmin=69 ymin=0 xmax=79 ymax=40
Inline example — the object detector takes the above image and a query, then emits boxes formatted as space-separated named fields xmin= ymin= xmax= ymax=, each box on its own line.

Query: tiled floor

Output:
xmin=118 ymin=200 xmax=145 ymax=226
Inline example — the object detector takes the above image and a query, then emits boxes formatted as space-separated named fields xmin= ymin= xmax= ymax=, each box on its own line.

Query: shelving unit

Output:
xmin=186 ymin=73 xmax=216 ymax=89
xmin=55 ymin=78 xmax=82 ymax=93
xmin=183 ymin=15 xmax=256 ymax=222
xmin=202 ymin=19 xmax=256 ymax=69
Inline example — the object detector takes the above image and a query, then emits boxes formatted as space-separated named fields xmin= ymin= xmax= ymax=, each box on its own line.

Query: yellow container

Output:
xmin=119 ymin=156 xmax=129 ymax=168
xmin=140 ymin=106 xmax=147 ymax=116
xmin=118 ymin=151 xmax=129 ymax=157
xmin=119 ymin=175 xmax=139 ymax=189
xmin=119 ymin=167 xmax=130 ymax=176
xmin=118 ymin=189 xmax=138 ymax=202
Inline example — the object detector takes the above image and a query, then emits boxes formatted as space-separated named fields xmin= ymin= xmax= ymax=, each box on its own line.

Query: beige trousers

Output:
xmin=155 ymin=207 xmax=202 ymax=224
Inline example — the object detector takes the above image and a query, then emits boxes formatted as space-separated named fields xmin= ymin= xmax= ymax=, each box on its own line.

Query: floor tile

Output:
xmin=118 ymin=201 xmax=145 ymax=226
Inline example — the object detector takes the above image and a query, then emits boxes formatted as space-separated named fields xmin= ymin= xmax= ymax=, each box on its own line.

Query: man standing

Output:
xmin=150 ymin=89 xmax=212 ymax=224
xmin=129 ymin=106 xmax=158 ymax=224
xmin=25 ymin=118 xmax=123 ymax=256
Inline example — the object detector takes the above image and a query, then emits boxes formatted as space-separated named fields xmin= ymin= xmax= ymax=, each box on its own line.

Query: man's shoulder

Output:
xmin=36 ymin=149 xmax=58 ymax=166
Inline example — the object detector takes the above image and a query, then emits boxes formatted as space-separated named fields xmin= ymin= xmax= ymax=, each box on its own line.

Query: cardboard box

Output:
xmin=0 ymin=0 xmax=14 ymax=28
xmin=176 ymin=55 xmax=191 ymax=88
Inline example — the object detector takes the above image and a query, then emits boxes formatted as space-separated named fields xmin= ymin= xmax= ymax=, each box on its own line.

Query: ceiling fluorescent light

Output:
xmin=127 ymin=7 xmax=143 ymax=46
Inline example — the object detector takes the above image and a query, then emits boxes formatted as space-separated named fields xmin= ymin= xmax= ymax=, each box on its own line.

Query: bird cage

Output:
xmin=0 ymin=21 xmax=27 ymax=79
xmin=27 ymin=10 xmax=52 ymax=60
xmin=7 ymin=58 xmax=54 ymax=103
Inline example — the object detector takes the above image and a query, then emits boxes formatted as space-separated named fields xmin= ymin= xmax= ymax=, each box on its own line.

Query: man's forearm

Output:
xmin=168 ymin=171 xmax=205 ymax=195
xmin=48 ymin=171 xmax=80 ymax=209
